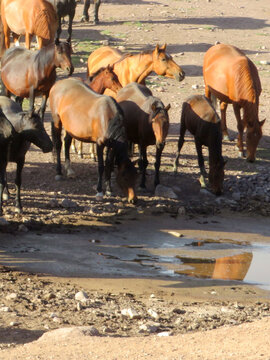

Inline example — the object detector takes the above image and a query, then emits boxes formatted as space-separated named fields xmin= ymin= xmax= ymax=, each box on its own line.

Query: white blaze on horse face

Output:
xmin=15 ymin=40 xmax=20 ymax=47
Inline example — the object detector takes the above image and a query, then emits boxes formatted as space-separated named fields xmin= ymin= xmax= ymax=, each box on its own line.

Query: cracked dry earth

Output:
xmin=1 ymin=0 xmax=270 ymax=359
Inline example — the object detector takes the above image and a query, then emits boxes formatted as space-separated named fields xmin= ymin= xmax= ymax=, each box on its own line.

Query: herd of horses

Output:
xmin=0 ymin=0 xmax=266 ymax=215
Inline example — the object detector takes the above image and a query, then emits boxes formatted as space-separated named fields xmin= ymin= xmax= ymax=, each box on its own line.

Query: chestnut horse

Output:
xmin=87 ymin=44 xmax=185 ymax=95
xmin=1 ymin=40 xmax=74 ymax=120
xmin=49 ymin=77 xmax=137 ymax=203
xmin=173 ymin=95 xmax=226 ymax=195
xmin=203 ymin=43 xmax=265 ymax=162
xmin=116 ymin=82 xmax=170 ymax=189
xmin=0 ymin=0 xmax=58 ymax=50
xmin=71 ymin=65 xmax=123 ymax=158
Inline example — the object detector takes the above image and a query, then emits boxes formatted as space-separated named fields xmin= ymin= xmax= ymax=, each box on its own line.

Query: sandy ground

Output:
xmin=1 ymin=0 xmax=270 ymax=358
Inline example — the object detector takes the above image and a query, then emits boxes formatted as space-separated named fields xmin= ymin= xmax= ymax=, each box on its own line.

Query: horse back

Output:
xmin=204 ymin=43 xmax=261 ymax=104
xmin=88 ymin=46 xmax=123 ymax=75
xmin=116 ymin=83 xmax=152 ymax=108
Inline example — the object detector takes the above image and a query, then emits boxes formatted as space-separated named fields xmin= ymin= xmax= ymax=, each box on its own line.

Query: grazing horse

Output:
xmin=49 ymin=77 xmax=137 ymax=203
xmin=0 ymin=96 xmax=53 ymax=214
xmin=203 ymin=43 xmax=265 ymax=162
xmin=87 ymin=44 xmax=185 ymax=95
xmin=173 ymin=95 xmax=226 ymax=195
xmin=1 ymin=40 xmax=74 ymax=120
xmin=81 ymin=0 xmax=101 ymax=24
xmin=71 ymin=65 xmax=122 ymax=158
xmin=0 ymin=0 xmax=58 ymax=50
xmin=46 ymin=0 xmax=78 ymax=43
xmin=116 ymin=82 xmax=170 ymax=189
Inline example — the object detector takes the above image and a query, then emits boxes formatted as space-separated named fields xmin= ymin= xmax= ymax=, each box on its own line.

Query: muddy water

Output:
xmin=1 ymin=213 xmax=270 ymax=298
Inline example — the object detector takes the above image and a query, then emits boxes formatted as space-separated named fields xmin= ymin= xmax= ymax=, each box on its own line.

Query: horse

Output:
xmin=46 ymin=0 xmax=78 ymax=43
xmin=203 ymin=43 xmax=265 ymax=162
xmin=71 ymin=65 xmax=123 ymax=158
xmin=87 ymin=44 xmax=185 ymax=95
xmin=81 ymin=0 xmax=101 ymax=24
xmin=116 ymin=82 xmax=170 ymax=189
xmin=0 ymin=0 xmax=58 ymax=50
xmin=0 ymin=96 xmax=53 ymax=215
xmin=173 ymin=94 xmax=226 ymax=196
xmin=1 ymin=40 xmax=74 ymax=120
xmin=49 ymin=77 xmax=137 ymax=203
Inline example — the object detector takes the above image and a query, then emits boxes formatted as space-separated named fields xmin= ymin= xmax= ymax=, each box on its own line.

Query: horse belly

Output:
xmin=4 ymin=4 xmax=25 ymax=34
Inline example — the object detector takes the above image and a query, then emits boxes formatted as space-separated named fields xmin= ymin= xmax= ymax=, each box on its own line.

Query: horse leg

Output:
xmin=104 ymin=147 xmax=115 ymax=196
xmin=12 ymin=33 xmax=20 ymax=47
xmin=14 ymin=159 xmax=24 ymax=213
xmin=195 ymin=138 xmax=207 ymax=188
xmin=96 ymin=144 xmax=105 ymax=198
xmin=93 ymin=0 xmax=101 ymax=24
xmin=154 ymin=144 xmax=164 ymax=187
xmin=220 ymin=102 xmax=230 ymax=140
xmin=0 ymin=159 xmax=7 ymax=216
xmin=81 ymin=0 xmax=90 ymax=22
xmin=51 ymin=122 xmax=63 ymax=180
xmin=89 ymin=142 xmax=96 ymax=161
xmin=173 ymin=119 xmax=186 ymax=173
xmin=233 ymin=103 xmax=245 ymax=158
xmin=64 ymin=133 xmax=75 ymax=178
xmin=39 ymin=94 xmax=48 ymax=121
xmin=25 ymin=33 xmax=33 ymax=50
xmin=55 ymin=16 xmax=62 ymax=44
xmin=2 ymin=22 xmax=11 ymax=49
xmin=67 ymin=9 xmax=75 ymax=43
xmin=138 ymin=145 xmax=148 ymax=189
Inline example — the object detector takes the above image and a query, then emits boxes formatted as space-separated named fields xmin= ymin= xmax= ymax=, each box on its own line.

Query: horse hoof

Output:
xmin=223 ymin=135 xmax=230 ymax=141
xmin=199 ymin=175 xmax=207 ymax=188
xmin=15 ymin=207 xmax=22 ymax=214
xmin=55 ymin=174 xmax=63 ymax=181
xmin=67 ymin=169 xmax=76 ymax=178
xmin=95 ymin=192 xmax=104 ymax=200
xmin=238 ymin=151 xmax=245 ymax=158
xmin=128 ymin=196 xmax=137 ymax=204
xmin=105 ymin=191 xmax=112 ymax=197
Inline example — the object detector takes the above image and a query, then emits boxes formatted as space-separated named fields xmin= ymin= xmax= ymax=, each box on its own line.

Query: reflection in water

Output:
xmin=175 ymin=252 xmax=253 ymax=281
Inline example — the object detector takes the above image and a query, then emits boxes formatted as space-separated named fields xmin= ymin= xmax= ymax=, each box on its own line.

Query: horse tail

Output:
xmin=34 ymin=4 xmax=58 ymax=41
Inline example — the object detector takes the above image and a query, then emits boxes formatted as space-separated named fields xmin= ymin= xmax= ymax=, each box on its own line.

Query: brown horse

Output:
xmin=1 ymin=40 xmax=74 ymax=120
xmin=116 ymin=82 xmax=170 ymax=189
xmin=174 ymin=95 xmax=226 ymax=195
xmin=71 ymin=65 xmax=123 ymax=158
xmin=0 ymin=0 xmax=58 ymax=50
xmin=203 ymin=43 xmax=265 ymax=162
xmin=49 ymin=77 xmax=137 ymax=203
xmin=87 ymin=44 xmax=185 ymax=95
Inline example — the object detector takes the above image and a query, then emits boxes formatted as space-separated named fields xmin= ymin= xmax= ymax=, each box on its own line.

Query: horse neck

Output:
xmin=35 ymin=44 xmax=56 ymax=76
xmin=243 ymin=102 xmax=259 ymax=127
xmin=88 ymin=75 xmax=106 ymax=94
xmin=117 ymin=53 xmax=153 ymax=84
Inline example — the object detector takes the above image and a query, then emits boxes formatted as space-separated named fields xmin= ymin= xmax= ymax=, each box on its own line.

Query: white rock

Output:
xmin=148 ymin=309 xmax=159 ymax=320
xmin=154 ymin=184 xmax=178 ymax=199
xmin=121 ymin=308 xmax=140 ymax=319
xmin=75 ymin=291 xmax=89 ymax=302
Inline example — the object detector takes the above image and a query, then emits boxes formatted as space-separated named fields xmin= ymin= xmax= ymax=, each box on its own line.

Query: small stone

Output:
xmin=6 ymin=293 xmax=18 ymax=301
xmin=192 ymin=84 xmax=199 ymax=89
xmin=18 ymin=224 xmax=28 ymax=232
xmin=121 ymin=308 xmax=140 ymax=319
xmin=0 ymin=306 xmax=11 ymax=312
xmin=148 ymin=309 xmax=159 ymax=320
xmin=75 ymin=291 xmax=89 ymax=302
xmin=61 ymin=199 xmax=78 ymax=209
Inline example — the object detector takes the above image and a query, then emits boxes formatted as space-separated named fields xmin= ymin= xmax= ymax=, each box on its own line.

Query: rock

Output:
xmin=18 ymin=224 xmax=29 ymax=232
xmin=6 ymin=293 xmax=18 ymax=301
xmin=61 ymin=199 xmax=78 ymax=209
xmin=178 ymin=206 xmax=186 ymax=216
xmin=75 ymin=291 xmax=89 ymax=302
xmin=154 ymin=185 xmax=178 ymax=199
xmin=148 ymin=309 xmax=159 ymax=320
xmin=37 ymin=326 xmax=100 ymax=342
xmin=121 ymin=308 xmax=140 ymax=319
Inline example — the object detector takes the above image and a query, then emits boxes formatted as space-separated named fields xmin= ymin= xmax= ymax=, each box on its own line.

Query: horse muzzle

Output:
xmin=175 ymin=70 xmax=185 ymax=82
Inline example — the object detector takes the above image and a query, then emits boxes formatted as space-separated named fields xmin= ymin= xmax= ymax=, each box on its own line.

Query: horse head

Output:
xmin=209 ymin=157 xmax=227 ymax=196
xmin=246 ymin=119 xmax=265 ymax=162
xmin=103 ymin=65 xmax=122 ymax=93
xmin=152 ymin=44 xmax=185 ymax=82
xmin=116 ymin=158 xmax=138 ymax=204
xmin=150 ymin=101 xmax=170 ymax=149
xmin=54 ymin=40 xmax=74 ymax=76
xmin=21 ymin=111 xmax=53 ymax=153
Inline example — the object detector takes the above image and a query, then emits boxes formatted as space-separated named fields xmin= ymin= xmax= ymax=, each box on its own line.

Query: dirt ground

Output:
xmin=1 ymin=0 xmax=270 ymax=358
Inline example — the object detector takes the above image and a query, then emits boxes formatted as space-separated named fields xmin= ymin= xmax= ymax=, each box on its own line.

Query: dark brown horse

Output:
xmin=1 ymin=40 xmax=74 ymax=120
xmin=46 ymin=0 xmax=78 ymax=43
xmin=203 ymin=43 xmax=265 ymax=162
xmin=174 ymin=95 xmax=226 ymax=195
xmin=49 ymin=77 xmax=137 ymax=203
xmin=116 ymin=82 xmax=170 ymax=189
xmin=71 ymin=65 xmax=123 ymax=158
xmin=81 ymin=0 xmax=101 ymax=24
xmin=0 ymin=96 xmax=53 ymax=214
xmin=87 ymin=44 xmax=185 ymax=96
xmin=0 ymin=0 xmax=58 ymax=50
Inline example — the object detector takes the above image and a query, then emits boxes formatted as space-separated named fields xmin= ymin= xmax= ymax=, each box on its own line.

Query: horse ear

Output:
xmin=260 ymin=118 xmax=266 ymax=127
xmin=154 ymin=44 xmax=160 ymax=54
xmin=160 ymin=44 xmax=167 ymax=51
xmin=151 ymin=102 xmax=157 ymax=112
xmin=165 ymin=104 xmax=171 ymax=112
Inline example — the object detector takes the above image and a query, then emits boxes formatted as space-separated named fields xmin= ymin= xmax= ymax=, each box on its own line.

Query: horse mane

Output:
xmin=34 ymin=2 xmax=57 ymax=40
xmin=89 ymin=67 xmax=106 ymax=82
xmin=33 ymin=43 xmax=55 ymax=80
